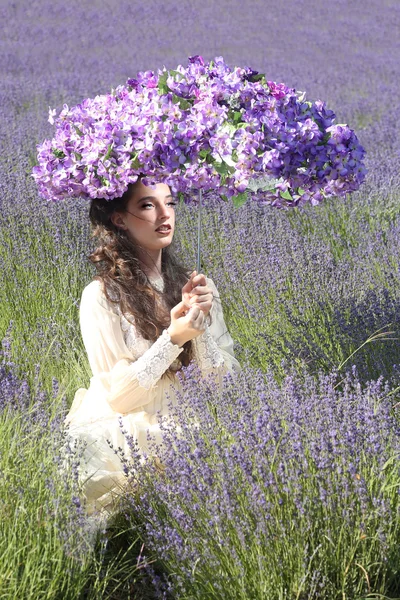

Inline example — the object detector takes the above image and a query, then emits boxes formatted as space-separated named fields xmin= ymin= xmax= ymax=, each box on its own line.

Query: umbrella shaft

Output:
xmin=196 ymin=188 xmax=202 ymax=274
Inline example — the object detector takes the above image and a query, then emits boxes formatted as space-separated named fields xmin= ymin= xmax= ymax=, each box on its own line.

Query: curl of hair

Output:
xmin=88 ymin=186 xmax=198 ymax=382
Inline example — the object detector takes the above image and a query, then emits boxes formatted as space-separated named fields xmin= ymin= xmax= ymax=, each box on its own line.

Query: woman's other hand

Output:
xmin=182 ymin=271 xmax=213 ymax=317
xmin=167 ymin=300 xmax=206 ymax=347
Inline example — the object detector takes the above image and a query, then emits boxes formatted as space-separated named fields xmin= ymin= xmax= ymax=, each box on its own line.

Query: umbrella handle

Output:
xmin=196 ymin=188 xmax=202 ymax=274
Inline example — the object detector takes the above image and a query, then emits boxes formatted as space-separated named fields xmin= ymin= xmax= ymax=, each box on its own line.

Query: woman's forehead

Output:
xmin=130 ymin=181 xmax=172 ymax=203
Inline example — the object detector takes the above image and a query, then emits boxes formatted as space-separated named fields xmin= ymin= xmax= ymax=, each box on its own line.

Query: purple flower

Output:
xmin=32 ymin=56 xmax=366 ymax=207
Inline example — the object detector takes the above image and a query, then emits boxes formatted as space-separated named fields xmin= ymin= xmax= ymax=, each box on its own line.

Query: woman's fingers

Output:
xmin=189 ymin=283 xmax=213 ymax=315
xmin=190 ymin=296 xmax=213 ymax=309
xmin=192 ymin=273 xmax=206 ymax=287
xmin=171 ymin=300 xmax=191 ymax=318
xmin=182 ymin=271 xmax=196 ymax=296
xmin=182 ymin=272 xmax=210 ymax=318
xmin=189 ymin=284 xmax=209 ymax=295
xmin=182 ymin=271 xmax=200 ymax=307
xmin=187 ymin=304 xmax=205 ymax=328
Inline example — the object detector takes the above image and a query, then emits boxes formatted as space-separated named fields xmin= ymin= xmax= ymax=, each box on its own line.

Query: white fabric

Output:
xmin=65 ymin=276 xmax=241 ymax=514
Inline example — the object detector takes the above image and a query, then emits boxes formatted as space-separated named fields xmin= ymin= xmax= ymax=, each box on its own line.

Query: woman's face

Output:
xmin=112 ymin=180 xmax=176 ymax=251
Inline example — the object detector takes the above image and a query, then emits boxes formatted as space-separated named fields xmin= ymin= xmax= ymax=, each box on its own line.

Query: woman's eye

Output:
xmin=141 ymin=201 xmax=177 ymax=209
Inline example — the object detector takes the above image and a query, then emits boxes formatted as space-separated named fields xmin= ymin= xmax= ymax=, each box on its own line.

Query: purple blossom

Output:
xmin=32 ymin=56 xmax=366 ymax=207
xmin=124 ymin=364 xmax=400 ymax=598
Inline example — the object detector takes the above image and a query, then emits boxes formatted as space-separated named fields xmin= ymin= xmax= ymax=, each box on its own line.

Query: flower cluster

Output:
xmin=32 ymin=55 xmax=366 ymax=207
xmin=125 ymin=364 xmax=400 ymax=598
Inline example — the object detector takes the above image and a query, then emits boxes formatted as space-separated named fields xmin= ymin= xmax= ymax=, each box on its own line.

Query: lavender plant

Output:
xmin=125 ymin=363 xmax=400 ymax=599
xmin=0 ymin=351 xmax=150 ymax=599
xmin=172 ymin=193 xmax=400 ymax=384
xmin=0 ymin=354 xmax=90 ymax=597
xmin=1 ymin=0 xmax=400 ymax=598
xmin=0 ymin=196 xmax=92 ymax=395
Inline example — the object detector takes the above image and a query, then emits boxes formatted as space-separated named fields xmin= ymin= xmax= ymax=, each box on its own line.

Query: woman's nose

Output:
xmin=158 ymin=204 xmax=170 ymax=218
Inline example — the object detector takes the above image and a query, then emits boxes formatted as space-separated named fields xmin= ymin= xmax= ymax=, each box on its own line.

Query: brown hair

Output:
xmin=88 ymin=184 xmax=194 ymax=380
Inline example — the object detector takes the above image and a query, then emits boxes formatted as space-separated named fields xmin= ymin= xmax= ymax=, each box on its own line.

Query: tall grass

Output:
xmin=125 ymin=364 xmax=400 ymax=599
xmin=2 ymin=178 xmax=400 ymax=598
xmin=1 ymin=0 xmax=400 ymax=597
xmin=0 ymin=358 xmax=160 ymax=599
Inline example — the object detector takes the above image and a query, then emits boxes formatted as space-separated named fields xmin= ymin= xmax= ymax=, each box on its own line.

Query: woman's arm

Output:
xmin=192 ymin=277 xmax=241 ymax=378
xmin=79 ymin=281 xmax=184 ymax=414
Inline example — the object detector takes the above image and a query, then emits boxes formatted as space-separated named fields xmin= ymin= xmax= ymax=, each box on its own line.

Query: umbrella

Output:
xmin=32 ymin=55 xmax=367 ymax=274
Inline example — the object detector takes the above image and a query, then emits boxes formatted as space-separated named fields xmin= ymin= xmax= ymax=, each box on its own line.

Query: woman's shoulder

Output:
xmin=80 ymin=279 xmax=119 ymax=315
xmin=81 ymin=279 xmax=104 ymax=300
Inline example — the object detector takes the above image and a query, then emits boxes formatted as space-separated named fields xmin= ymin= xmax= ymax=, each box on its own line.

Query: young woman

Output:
xmin=65 ymin=178 xmax=241 ymax=515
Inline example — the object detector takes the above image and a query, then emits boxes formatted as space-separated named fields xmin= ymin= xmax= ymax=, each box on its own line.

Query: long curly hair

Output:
xmin=88 ymin=184 xmax=195 ymax=380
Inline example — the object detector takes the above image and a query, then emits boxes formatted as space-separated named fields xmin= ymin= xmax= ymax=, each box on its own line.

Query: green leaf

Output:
xmin=213 ymin=161 xmax=234 ymax=176
xmin=177 ymin=97 xmax=192 ymax=110
xmin=157 ymin=72 xmax=169 ymax=95
xmin=52 ymin=149 xmax=65 ymax=159
xmin=213 ymin=162 xmax=228 ymax=175
xmin=220 ymin=194 xmax=229 ymax=202
xmin=104 ymin=143 xmax=113 ymax=161
xmin=233 ymin=111 xmax=243 ymax=124
xmin=168 ymin=69 xmax=184 ymax=80
xmin=73 ymin=125 xmax=83 ymax=137
xmin=199 ymin=149 xmax=214 ymax=164
xmin=158 ymin=69 xmax=186 ymax=97
xmin=232 ymin=192 xmax=248 ymax=208
xmin=249 ymin=73 xmax=265 ymax=83
xmin=280 ymin=190 xmax=293 ymax=201
xmin=172 ymin=94 xmax=192 ymax=110
xmin=130 ymin=153 xmax=142 ymax=170
xmin=206 ymin=153 xmax=214 ymax=164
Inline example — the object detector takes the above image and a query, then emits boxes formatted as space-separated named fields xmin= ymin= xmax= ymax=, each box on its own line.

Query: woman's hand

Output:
xmin=182 ymin=271 xmax=213 ymax=317
xmin=167 ymin=300 xmax=206 ymax=347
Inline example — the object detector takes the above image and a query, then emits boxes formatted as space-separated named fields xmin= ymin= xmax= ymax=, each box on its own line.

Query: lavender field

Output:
xmin=1 ymin=0 xmax=400 ymax=598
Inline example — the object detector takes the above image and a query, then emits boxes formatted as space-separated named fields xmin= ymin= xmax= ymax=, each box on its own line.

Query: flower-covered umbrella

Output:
xmin=33 ymin=55 xmax=366 ymax=272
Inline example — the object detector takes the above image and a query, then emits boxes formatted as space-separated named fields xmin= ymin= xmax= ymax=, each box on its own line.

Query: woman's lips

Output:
xmin=155 ymin=225 xmax=171 ymax=232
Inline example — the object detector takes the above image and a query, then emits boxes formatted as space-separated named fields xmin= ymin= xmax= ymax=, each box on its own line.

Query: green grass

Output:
xmin=1 ymin=186 xmax=400 ymax=598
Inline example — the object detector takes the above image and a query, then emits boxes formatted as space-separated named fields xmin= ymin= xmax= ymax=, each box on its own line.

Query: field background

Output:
xmin=1 ymin=1 xmax=400 ymax=598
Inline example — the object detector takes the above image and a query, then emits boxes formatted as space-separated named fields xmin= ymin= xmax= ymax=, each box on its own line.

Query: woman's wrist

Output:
xmin=166 ymin=327 xmax=184 ymax=348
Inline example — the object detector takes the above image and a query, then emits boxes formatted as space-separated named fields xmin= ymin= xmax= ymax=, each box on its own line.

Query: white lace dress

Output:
xmin=65 ymin=275 xmax=241 ymax=514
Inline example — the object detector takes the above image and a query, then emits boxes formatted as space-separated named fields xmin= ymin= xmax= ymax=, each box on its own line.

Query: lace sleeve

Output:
xmin=127 ymin=329 xmax=184 ymax=390
xmin=192 ymin=320 xmax=225 ymax=370
xmin=192 ymin=278 xmax=241 ymax=377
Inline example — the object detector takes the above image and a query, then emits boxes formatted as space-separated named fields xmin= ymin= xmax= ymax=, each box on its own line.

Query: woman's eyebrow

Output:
xmin=136 ymin=194 xmax=173 ymax=203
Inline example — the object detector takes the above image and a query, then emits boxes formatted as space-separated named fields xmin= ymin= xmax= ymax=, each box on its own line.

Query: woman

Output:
xmin=66 ymin=178 xmax=241 ymax=516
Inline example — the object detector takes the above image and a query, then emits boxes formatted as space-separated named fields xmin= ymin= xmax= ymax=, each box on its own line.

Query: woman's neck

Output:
xmin=138 ymin=248 xmax=163 ymax=280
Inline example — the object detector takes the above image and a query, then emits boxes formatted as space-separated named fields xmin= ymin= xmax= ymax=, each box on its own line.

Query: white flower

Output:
xmin=48 ymin=107 xmax=57 ymax=125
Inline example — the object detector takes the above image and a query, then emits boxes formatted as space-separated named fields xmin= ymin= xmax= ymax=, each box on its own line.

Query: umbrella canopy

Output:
xmin=33 ymin=55 xmax=367 ymax=273
xmin=32 ymin=55 xmax=366 ymax=209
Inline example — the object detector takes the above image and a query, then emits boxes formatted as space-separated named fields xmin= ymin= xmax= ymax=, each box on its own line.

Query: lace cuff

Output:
xmin=192 ymin=323 xmax=225 ymax=372
xmin=128 ymin=330 xmax=184 ymax=390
